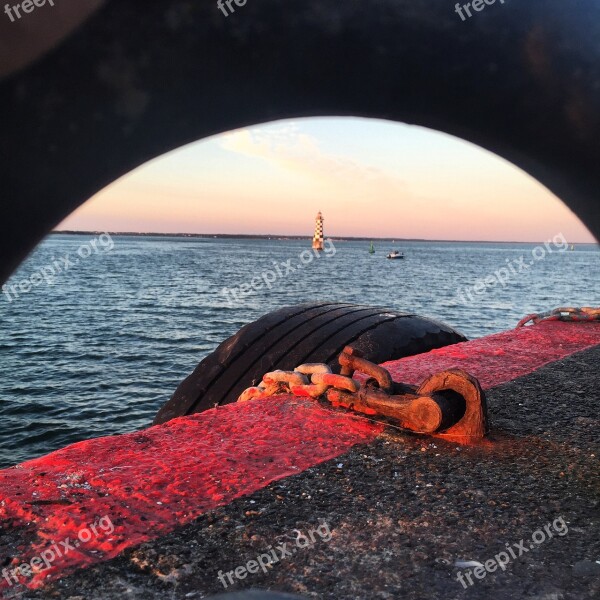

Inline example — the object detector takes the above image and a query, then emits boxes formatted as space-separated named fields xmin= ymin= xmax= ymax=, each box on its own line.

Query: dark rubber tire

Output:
xmin=153 ymin=303 xmax=466 ymax=425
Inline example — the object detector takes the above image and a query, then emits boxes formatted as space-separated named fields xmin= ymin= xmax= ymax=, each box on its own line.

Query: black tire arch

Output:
xmin=0 ymin=0 xmax=598 ymax=285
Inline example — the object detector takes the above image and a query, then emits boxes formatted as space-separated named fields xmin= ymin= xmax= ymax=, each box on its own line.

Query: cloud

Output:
xmin=219 ymin=123 xmax=405 ymax=191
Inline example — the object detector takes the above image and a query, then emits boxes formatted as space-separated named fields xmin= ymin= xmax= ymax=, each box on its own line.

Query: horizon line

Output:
xmin=51 ymin=230 xmax=597 ymax=246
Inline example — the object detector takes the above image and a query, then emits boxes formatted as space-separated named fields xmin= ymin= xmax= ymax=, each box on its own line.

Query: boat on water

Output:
xmin=369 ymin=241 xmax=375 ymax=254
xmin=386 ymin=250 xmax=404 ymax=259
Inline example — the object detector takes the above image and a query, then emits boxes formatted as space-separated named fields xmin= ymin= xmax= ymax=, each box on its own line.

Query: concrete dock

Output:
xmin=1 ymin=322 xmax=599 ymax=600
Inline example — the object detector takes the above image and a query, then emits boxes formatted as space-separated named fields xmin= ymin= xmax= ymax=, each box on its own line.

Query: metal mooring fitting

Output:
xmin=331 ymin=347 xmax=489 ymax=442
xmin=238 ymin=346 xmax=489 ymax=442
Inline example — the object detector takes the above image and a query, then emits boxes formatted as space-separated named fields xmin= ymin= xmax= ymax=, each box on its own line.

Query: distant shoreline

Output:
xmin=51 ymin=231 xmax=596 ymax=245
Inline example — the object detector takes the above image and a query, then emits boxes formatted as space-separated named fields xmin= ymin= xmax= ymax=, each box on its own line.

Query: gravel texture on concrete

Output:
xmin=17 ymin=346 xmax=600 ymax=600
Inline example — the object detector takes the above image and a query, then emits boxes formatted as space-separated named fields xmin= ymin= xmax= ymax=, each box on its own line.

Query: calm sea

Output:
xmin=0 ymin=234 xmax=598 ymax=468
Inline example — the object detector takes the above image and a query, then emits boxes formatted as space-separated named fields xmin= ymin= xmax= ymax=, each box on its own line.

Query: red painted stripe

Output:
xmin=0 ymin=399 xmax=380 ymax=591
xmin=381 ymin=321 xmax=600 ymax=389
xmin=0 ymin=321 xmax=598 ymax=592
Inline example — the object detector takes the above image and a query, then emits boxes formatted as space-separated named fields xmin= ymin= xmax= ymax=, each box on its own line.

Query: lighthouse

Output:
xmin=312 ymin=211 xmax=324 ymax=251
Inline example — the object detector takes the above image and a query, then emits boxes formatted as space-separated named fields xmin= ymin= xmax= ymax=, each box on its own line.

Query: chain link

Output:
xmin=238 ymin=364 xmax=357 ymax=403
xmin=517 ymin=306 xmax=600 ymax=328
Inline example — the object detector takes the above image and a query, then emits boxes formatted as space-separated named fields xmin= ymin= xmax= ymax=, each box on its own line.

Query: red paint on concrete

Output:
xmin=380 ymin=321 xmax=600 ymax=389
xmin=1 ymin=321 xmax=598 ymax=592
xmin=0 ymin=398 xmax=381 ymax=591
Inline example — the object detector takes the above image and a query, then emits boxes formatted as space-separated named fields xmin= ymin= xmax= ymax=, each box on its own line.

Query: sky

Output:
xmin=58 ymin=117 xmax=596 ymax=243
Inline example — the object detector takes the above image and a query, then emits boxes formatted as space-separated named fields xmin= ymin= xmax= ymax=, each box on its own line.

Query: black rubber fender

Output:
xmin=153 ymin=302 xmax=466 ymax=425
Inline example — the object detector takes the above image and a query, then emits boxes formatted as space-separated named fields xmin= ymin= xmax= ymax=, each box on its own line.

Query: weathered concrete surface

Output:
xmin=18 ymin=345 xmax=599 ymax=600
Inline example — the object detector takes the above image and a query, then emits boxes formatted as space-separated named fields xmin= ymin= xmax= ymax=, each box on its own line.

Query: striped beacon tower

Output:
xmin=312 ymin=211 xmax=324 ymax=251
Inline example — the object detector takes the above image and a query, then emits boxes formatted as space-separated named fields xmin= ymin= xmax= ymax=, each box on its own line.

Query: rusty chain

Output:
xmin=517 ymin=306 xmax=600 ymax=328
xmin=238 ymin=364 xmax=357 ymax=403
xmin=238 ymin=346 xmax=489 ymax=442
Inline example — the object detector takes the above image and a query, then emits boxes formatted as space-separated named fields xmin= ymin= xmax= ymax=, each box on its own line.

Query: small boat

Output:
xmin=386 ymin=250 xmax=404 ymax=260
xmin=369 ymin=241 xmax=375 ymax=255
